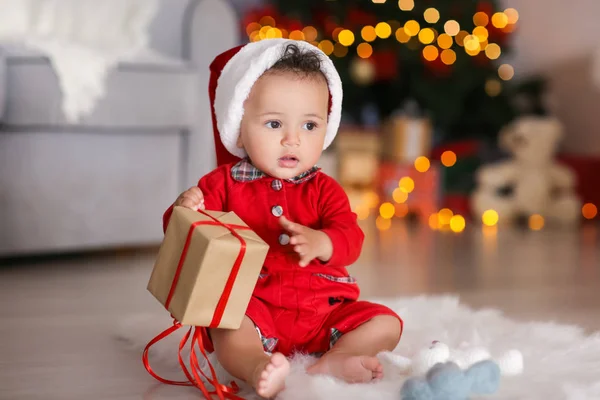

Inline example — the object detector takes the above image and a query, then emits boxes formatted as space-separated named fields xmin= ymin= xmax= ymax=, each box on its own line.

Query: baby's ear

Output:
xmin=236 ymin=134 xmax=244 ymax=149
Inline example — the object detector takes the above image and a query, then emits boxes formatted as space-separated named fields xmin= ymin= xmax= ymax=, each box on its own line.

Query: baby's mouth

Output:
xmin=278 ymin=155 xmax=299 ymax=168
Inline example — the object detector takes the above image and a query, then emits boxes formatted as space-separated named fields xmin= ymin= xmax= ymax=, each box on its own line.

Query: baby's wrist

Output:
xmin=316 ymin=231 xmax=333 ymax=263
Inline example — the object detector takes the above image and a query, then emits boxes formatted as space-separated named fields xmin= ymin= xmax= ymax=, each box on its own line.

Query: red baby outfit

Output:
xmin=163 ymin=159 xmax=402 ymax=357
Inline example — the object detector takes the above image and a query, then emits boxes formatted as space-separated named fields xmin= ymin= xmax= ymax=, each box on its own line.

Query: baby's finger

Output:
xmin=180 ymin=198 xmax=199 ymax=210
xmin=289 ymin=234 xmax=307 ymax=245
xmin=293 ymin=244 xmax=308 ymax=255
xmin=183 ymin=191 xmax=202 ymax=204
xmin=279 ymin=216 xmax=304 ymax=234
xmin=298 ymin=253 xmax=315 ymax=268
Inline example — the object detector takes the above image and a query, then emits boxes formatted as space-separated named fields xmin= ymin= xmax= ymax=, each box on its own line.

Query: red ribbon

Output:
xmin=142 ymin=319 xmax=244 ymax=399
xmin=143 ymin=209 xmax=252 ymax=399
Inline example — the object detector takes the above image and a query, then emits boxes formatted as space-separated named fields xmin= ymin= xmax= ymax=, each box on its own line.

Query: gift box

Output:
xmin=147 ymin=206 xmax=269 ymax=329
xmin=335 ymin=128 xmax=381 ymax=188
xmin=382 ymin=116 xmax=432 ymax=163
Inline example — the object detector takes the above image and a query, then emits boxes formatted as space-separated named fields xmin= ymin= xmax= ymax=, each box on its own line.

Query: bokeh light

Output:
xmin=582 ymin=203 xmax=598 ymax=219
xmin=318 ymin=40 xmax=334 ymax=55
xmin=355 ymin=204 xmax=370 ymax=220
xmin=289 ymin=30 xmax=304 ymax=41
xmin=392 ymin=188 xmax=409 ymax=203
xmin=380 ymin=202 xmax=396 ymax=219
xmin=438 ymin=208 xmax=454 ymax=225
xmin=450 ymin=215 xmax=466 ymax=233
xmin=424 ymin=8 xmax=440 ymax=23
xmin=441 ymin=150 xmax=457 ymax=167
xmin=395 ymin=203 xmax=409 ymax=218
xmin=473 ymin=12 xmax=489 ymax=27
xmin=259 ymin=16 xmax=275 ymax=27
xmin=444 ymin=20 xmax=460 ymax=36
xmin=395 ymin=27 xmax=410 ymax=43
xmin=303 ymin=26 xmax=318 ymax=41
xmin=414 ymin=156 xmax=431 ymax=172
xmin=429 ymin=213 xmax=440 ymax=230
xmin=357 ymin=43 xmax=373 ymax=58
xmin=473 ymin=26 xmax=489 ymax=42
xmin=338 ymin=29 xmax=355 ymax=46
xmin=246 ymin=22 xmax=261 ymax=36
xmin=437 ymin=33 xmax=453 ymax=49
xmin=482 ymin=209 xmax=499 ymax=226
xmin=441 ymin=49 xmax=457 ymax=65
xmin=361 ymin=26 xmax=377 ymax=42
xmin=399 ymin=177 xmax=415 ymax=193
xmin=423 ymin=45 xmax=439 ymax=61
xmin=485 ymin=79 xmax=502 ymax=96
xmin=333 ymin=43 xmax=349 ymax=57
xmin=398 ymin=0 xmax=415 ymax=11
xmin=362 ymin=191 xmax=380 ymax=208
xmin=492 ymin=12 xmax=508 ymax=29
xmin=404 ymin=20 xmax=420 ymax=36
xmin=332 ymin=27 xmax=344 ymax=41
xmin=455 ymin=30 xmax=469 ymax=46
xmin=504 ymin=8 xmax=519 ymax=24
xmin=485 ymin=43 xmax=501 ymax=59
xmin=529 ymin=214 xmax=545 ymax=231
xmin=376 ymin=216 xmax=392 ymax=231
xmin=376 ymin=22 xmax=392 ymax=38
xmin=498 ymin=64 xmax=515 ymax=80
xmin=419 ymin=28 xmax=435 ymax=44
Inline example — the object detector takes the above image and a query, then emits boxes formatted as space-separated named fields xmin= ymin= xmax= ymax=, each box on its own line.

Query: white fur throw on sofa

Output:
xmin=0 ymin=0 xmax=159 ymax=122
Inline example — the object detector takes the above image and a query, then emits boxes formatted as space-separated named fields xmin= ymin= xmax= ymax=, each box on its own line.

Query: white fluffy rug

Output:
xmin=117 ymin=296 xmax=600 ymax=400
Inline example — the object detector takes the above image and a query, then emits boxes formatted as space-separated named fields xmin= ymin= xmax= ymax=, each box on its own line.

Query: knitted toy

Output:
xmin=400 ymin=360 xmax=501 ymax=400
xmin=384 ymin=340 xmax=524 ymax=377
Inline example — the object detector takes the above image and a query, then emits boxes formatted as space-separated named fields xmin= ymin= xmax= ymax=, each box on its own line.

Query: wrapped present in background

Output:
xmin=147 ymin=206 xmax=269 ymax=329
xmin=335 ymin=127 xmax=381 ymax=189
xmin=381 ymin=101 xmax=433 ymax=164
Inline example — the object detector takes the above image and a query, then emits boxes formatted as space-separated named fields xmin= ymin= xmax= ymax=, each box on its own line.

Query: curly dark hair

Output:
xmin=268 ymin=43 xmax=325 ymax=80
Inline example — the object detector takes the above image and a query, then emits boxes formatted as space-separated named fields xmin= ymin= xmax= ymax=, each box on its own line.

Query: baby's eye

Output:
xmin=265 ymin=121 xmax=281 ymax=129
xmin=303 ymin=122 xmax=317 ymax=131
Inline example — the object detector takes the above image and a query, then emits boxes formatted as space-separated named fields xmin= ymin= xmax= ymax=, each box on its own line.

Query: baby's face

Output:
xmin=238 ymin=70 xmax=329 ymax=180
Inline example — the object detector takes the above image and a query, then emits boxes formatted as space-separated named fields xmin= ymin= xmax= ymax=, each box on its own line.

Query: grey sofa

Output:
xmin=0 ymin=0 xmax=239 ymax=257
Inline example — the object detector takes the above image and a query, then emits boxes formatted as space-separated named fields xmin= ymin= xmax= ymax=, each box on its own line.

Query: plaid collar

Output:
xmin=231 ymin=158 xmax=319 ymax=184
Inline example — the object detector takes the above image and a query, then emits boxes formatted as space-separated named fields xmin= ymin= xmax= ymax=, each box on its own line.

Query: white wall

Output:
xmin=503 ymin=0 xmax=600 ymax=155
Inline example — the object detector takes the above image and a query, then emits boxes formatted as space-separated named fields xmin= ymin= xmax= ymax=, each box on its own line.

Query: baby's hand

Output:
xmin=279 ymin=216 xmax=333 ymax=267
xmin=174 ymin=186 xmax=205 ymax=211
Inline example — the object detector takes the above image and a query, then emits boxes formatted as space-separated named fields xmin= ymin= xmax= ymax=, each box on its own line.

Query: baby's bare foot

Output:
xmin=253 ymin=352 xmax=290 ymax=398
xmin=307 ymin=353 xmax=384 ymax=383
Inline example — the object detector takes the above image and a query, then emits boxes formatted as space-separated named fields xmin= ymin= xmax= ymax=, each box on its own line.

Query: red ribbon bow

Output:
xmin=143 ymin=210 xmax=251 ymax=399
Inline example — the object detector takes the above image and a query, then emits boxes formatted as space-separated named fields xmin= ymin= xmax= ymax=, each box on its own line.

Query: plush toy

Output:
xmin=471 ymin=115 xmax=581 ymax=226
xmin=384 ymin=341 xmax=524 ymax=377
xmin=400 ymin=360 xmax=501 ymax=400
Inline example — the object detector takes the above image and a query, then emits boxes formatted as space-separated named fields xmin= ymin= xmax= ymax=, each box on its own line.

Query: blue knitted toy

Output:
xmin=400 ymin=360 xmax=501 ymax=400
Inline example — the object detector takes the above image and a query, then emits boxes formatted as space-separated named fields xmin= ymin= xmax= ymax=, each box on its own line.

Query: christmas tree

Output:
xmin=241 ymin=0 xmax=541 ymax=144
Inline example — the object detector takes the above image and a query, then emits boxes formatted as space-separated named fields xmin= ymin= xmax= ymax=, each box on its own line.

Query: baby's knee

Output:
xmin=370 ymin=315 xmax=403 ymax=344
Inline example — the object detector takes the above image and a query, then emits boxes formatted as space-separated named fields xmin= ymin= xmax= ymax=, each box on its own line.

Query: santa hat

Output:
xmin=208 ymin=39 xmax=343 ymax=166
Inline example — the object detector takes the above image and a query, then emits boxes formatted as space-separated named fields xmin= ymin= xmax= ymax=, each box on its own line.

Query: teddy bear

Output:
xmin=471 ymin=115 xmax=581 ymax=226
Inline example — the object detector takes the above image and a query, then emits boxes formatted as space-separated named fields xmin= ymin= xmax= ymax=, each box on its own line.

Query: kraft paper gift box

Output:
xmin=147 ymin=206 xmax=269 ymax=329
xmin=335 ymin=128 xmax=381 ymax=188
xmin=382 ymin=116 xmax=432 ymax=163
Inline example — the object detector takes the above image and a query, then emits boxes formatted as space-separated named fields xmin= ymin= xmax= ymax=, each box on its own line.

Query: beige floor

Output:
xmin=1 ymin=218 xmax=599 ymax=399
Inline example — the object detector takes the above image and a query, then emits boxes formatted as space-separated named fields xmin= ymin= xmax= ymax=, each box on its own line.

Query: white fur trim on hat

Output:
xmin=214 ymin=39 xmax=343 ymax=159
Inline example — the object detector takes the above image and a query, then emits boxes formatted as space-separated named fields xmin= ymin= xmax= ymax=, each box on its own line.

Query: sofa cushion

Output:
xmin=2 ymin=45 xmax=198 ymax=128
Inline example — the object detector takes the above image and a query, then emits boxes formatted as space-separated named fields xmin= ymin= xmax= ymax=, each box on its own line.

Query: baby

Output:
xmin=163 ymin=39 xmax=402 ymax=398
